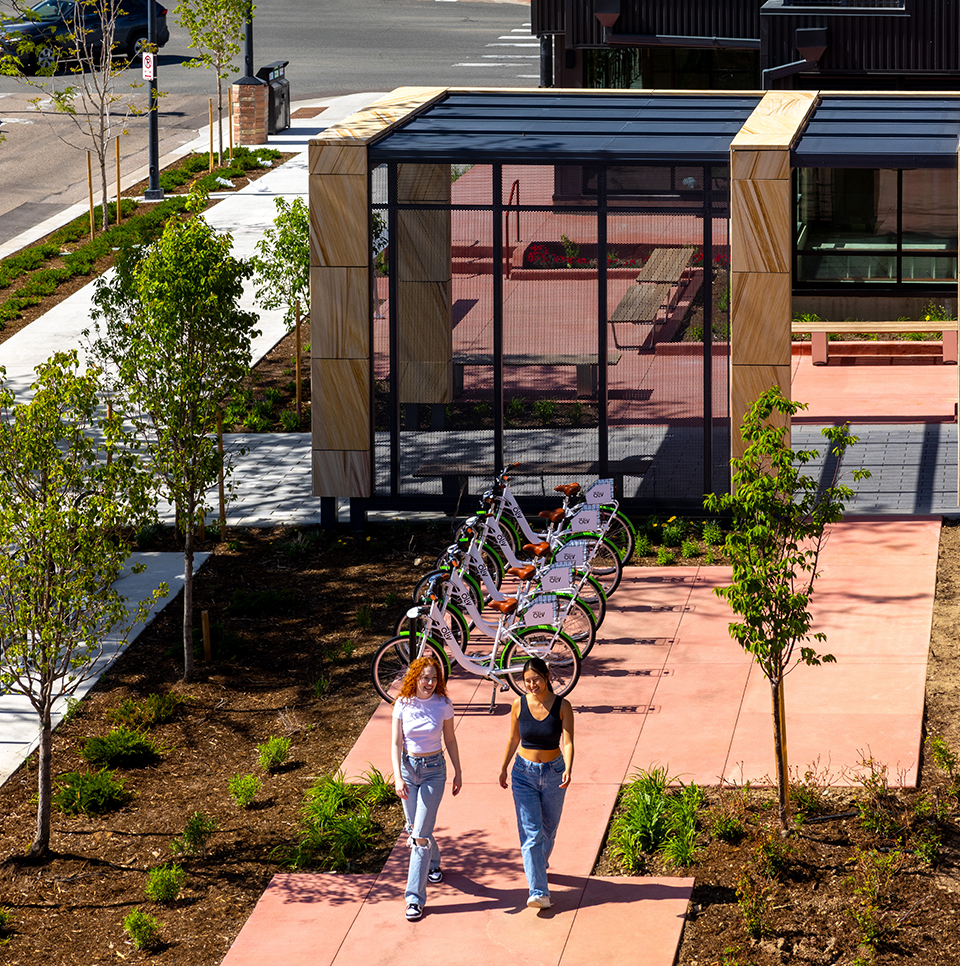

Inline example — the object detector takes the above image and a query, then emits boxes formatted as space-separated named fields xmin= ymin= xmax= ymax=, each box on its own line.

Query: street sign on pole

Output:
xmin=142 ymin=52 xmax=154 ymax=81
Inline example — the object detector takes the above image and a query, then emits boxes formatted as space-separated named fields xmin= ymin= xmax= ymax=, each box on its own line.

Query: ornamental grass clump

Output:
xmin=257 ymin=735 xmax=291 ymax=772
xmin=279 ymin=771 xmax=388 ymax=872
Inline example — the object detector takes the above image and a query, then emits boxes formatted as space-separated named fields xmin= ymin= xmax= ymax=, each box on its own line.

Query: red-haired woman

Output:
xmin=391 ymin=655 xmax=462 ymax=922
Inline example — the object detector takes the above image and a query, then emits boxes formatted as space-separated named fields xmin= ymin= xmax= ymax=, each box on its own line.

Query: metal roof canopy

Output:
xmin=792 ymin=96 xmax=960 ymax=168
xmin=367 ymin=90 xmax=762 ymax=165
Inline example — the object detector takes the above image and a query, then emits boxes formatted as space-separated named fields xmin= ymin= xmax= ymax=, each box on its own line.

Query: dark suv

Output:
xmin=0 ymin=0 xmax=169 ymax=74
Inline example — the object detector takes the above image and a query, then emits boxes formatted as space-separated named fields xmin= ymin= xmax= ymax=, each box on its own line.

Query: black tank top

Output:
xmin=518 ymin=694 xmax=563 ymax=750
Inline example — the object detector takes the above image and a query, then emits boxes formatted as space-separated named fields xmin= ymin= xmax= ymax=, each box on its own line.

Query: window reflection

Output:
xmin=796 ymin=167 xmax=958 ymax=286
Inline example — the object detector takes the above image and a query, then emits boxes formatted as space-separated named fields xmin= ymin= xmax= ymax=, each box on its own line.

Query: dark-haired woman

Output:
xmin=391 ymin=655 xmax=462 ymax=922
xmin=498 ymin=657 xmax=575 ymax=910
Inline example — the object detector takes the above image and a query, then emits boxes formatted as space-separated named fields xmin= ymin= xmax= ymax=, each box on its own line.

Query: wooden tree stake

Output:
xmin=87 ymin=152 xmax=94 ymax=241
xmin=218 ymin=413 xmax=227 ymax=541
xmin=228 ymin=88 xmax=234 ymax=161
xmin=295 ymin=299 xmax=303 ymax=418
xmin=105 ymin=400 xmax=113 ymax=466
xmin=115 ymin=136 xmax=121 ymax=225
xmin=209 ymin=98 xmax=214 ymax=172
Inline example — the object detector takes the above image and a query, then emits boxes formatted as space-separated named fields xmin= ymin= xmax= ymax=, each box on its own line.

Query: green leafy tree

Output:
xmin=704 ymin=386 xmax=870 ymax=835
xmin=250 ymin=196 xmax=309 ymax=330
xmin=176 ymin=0 xmax=251 ymax=163
xmin=0 ymin=351 xmax=165 ymax=857
xmin=87 ymin=190 xmax=260 ymax=682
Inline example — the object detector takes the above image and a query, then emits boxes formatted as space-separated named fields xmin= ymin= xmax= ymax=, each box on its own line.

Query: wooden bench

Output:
xmin=636 ymin=247 xmax=694 ymax=284
xmin=609 ymin=248 xmax=695 ymax=351
xmin=791 ymin=319 xmax=959 ymax=365
xmin=413 ymin=457 xmax=651 ymax=502
xmin=453 ymin=352 xmax=622 ymax=398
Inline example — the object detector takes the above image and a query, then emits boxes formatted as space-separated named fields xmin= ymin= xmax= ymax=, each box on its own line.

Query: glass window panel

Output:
xmin=901 ymin=169 xmax=958 ymax=248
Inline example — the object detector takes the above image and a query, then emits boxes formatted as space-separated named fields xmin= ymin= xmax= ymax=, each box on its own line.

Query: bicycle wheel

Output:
xmin=455 ymin=513 xmax=522 ymax=555
xmin=557 ymin=533 xmax=623 ymax=598
xmin=524 ymin=592 xmax=596 ymax=659
xmin=500 ymin=627 xmax=581 ymax=698
xmin=371 ymin=636 xmax=449 ymax=703
xmin=413 ymin=569 xmax=483 ymax=613
xmin=436 ymin=541 xmax=504 ymax=592
xmin=574 ymin=573 xmax=607 ymax=630
xmin=394 ymin=603 xmax=470 ymax=652
xmin=600 ymin=508 xmax=636 ymax=564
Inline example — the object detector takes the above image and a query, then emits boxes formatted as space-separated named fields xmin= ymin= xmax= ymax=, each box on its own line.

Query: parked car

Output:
xmin=0 ymin=0 xmax=169 ymax=74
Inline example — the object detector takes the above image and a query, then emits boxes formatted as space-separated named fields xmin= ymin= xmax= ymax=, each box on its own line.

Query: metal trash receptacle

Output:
xmin=255 ymin=60 xmax=290 ymax=135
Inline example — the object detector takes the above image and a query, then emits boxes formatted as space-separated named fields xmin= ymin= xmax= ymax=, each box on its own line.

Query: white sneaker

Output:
xmin=526 ymin=895 xmax=552 ymax=909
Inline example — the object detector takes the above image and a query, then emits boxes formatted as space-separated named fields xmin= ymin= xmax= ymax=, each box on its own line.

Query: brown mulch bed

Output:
xmin=0 ymin=519 xmax=959 ymax=964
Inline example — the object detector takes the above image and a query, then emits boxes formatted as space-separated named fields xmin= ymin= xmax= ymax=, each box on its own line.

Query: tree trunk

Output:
xmin=182 ymin=515 xmax=195 ymax=683
xmin=216 ymin=74 xmax=224 ymax=165
xmin=771 ymin=675 xmax=791 ymax=835
xmin=28 ymin=702 xmax=53 ymax=857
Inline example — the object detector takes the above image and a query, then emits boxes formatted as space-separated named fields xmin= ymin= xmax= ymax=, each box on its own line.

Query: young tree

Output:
xmin=24 ymin=0 xmax=145 ymax=230
xmin=88 ymin=190 xmax=260 ymax=682
xmin=176 ymin=0 xmax=250 ymax=164
xmin=0 ymin=351 xmax=165 ymax=857
xmin=250 ymin=196 xmax=309 ymax=329
xmin=704 ymin=386 xmax=870 ymax=835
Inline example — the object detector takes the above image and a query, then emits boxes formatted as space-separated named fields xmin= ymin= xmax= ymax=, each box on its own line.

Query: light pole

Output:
xmin=143 ymin=0 xmax=163 ymax=200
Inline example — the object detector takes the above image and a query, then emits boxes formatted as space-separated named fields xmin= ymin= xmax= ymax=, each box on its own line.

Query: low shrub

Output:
xmin=53 ymin=768 xmax=129 ymax=815
xmin=229 ymin=773 xmax=262 ymax=809
xmin=80 ymin=726 xmax=162 ymax=768
xmin=170 ymin=811 xmax=219 ymax=857
xmin=107 ymin=692 xmax=183 ymax=730
xmin=702 ymin=519 xmax=724 ymax=546
xmin=124 ymin=908 xmax=162 ymax=950
xmin=145 ymin=863 xmax=186 ymax=903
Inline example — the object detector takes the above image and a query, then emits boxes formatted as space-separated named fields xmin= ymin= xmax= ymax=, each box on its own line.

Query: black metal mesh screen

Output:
xmin=371 ymin=161 xmax=730 ymax=510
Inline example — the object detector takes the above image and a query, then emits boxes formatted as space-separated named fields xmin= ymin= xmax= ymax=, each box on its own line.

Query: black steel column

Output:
xmin=244 ymin=1 xmax=255 ymax=79
xmin=143 ymin=0 xmax=162 ymax=200
xmin=597 ymin=167 xmax=609 ymax=473
xmin=539 ymin=35 xmax=553 ymax=88
xmin=702 ymin=166 xmax=713 ymax=497
xmin=493 ymin=165 xmax=504 ymax=474
xmin=387 ymin=165 xmax=400 ymax=497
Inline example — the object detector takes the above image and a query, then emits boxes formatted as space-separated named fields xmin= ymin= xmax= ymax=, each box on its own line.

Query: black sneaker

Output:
xmin=405 ymin=903 xmax=423 ymax=921
xmin=428 ymin=868 xmax=443 ymax=884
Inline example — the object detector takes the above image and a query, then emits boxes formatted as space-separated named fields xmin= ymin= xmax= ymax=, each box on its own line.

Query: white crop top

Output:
xmin=393 ymin=695 xmax=454 ymax=754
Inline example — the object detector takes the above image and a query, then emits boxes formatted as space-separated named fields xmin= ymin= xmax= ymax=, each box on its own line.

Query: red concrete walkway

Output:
xmin=220 ymin=517 xmax=937 ymax=966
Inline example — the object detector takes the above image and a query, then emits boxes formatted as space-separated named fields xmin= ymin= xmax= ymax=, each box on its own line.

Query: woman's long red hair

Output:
xmin=397 ymin=655 xmax=448 ymax=700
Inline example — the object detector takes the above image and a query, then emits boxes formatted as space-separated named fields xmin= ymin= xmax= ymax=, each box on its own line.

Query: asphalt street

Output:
xmin=0 ymin=0 xmax=536 ymax=245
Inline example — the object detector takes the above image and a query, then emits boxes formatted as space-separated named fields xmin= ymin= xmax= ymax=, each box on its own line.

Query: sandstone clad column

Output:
xmin=308 ymin=89 xmax=447 ymax=498
xmin=729 ymin=91 xmax=818 ymax=461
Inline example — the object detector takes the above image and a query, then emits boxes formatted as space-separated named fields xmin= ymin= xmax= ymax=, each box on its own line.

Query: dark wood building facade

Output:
xmin=534 ymin=0 xmax=960 ymax=91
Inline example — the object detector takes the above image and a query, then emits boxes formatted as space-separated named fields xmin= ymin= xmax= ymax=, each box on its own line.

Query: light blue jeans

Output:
xmin=511 ymin=755 xmax=567 ymax=901
xmin=400 ymin=751 xmax=446 ymax=907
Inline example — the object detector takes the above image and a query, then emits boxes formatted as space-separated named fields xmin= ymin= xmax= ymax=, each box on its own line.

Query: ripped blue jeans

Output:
xmin=400 ymin=751 xmax=446 ymax=907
